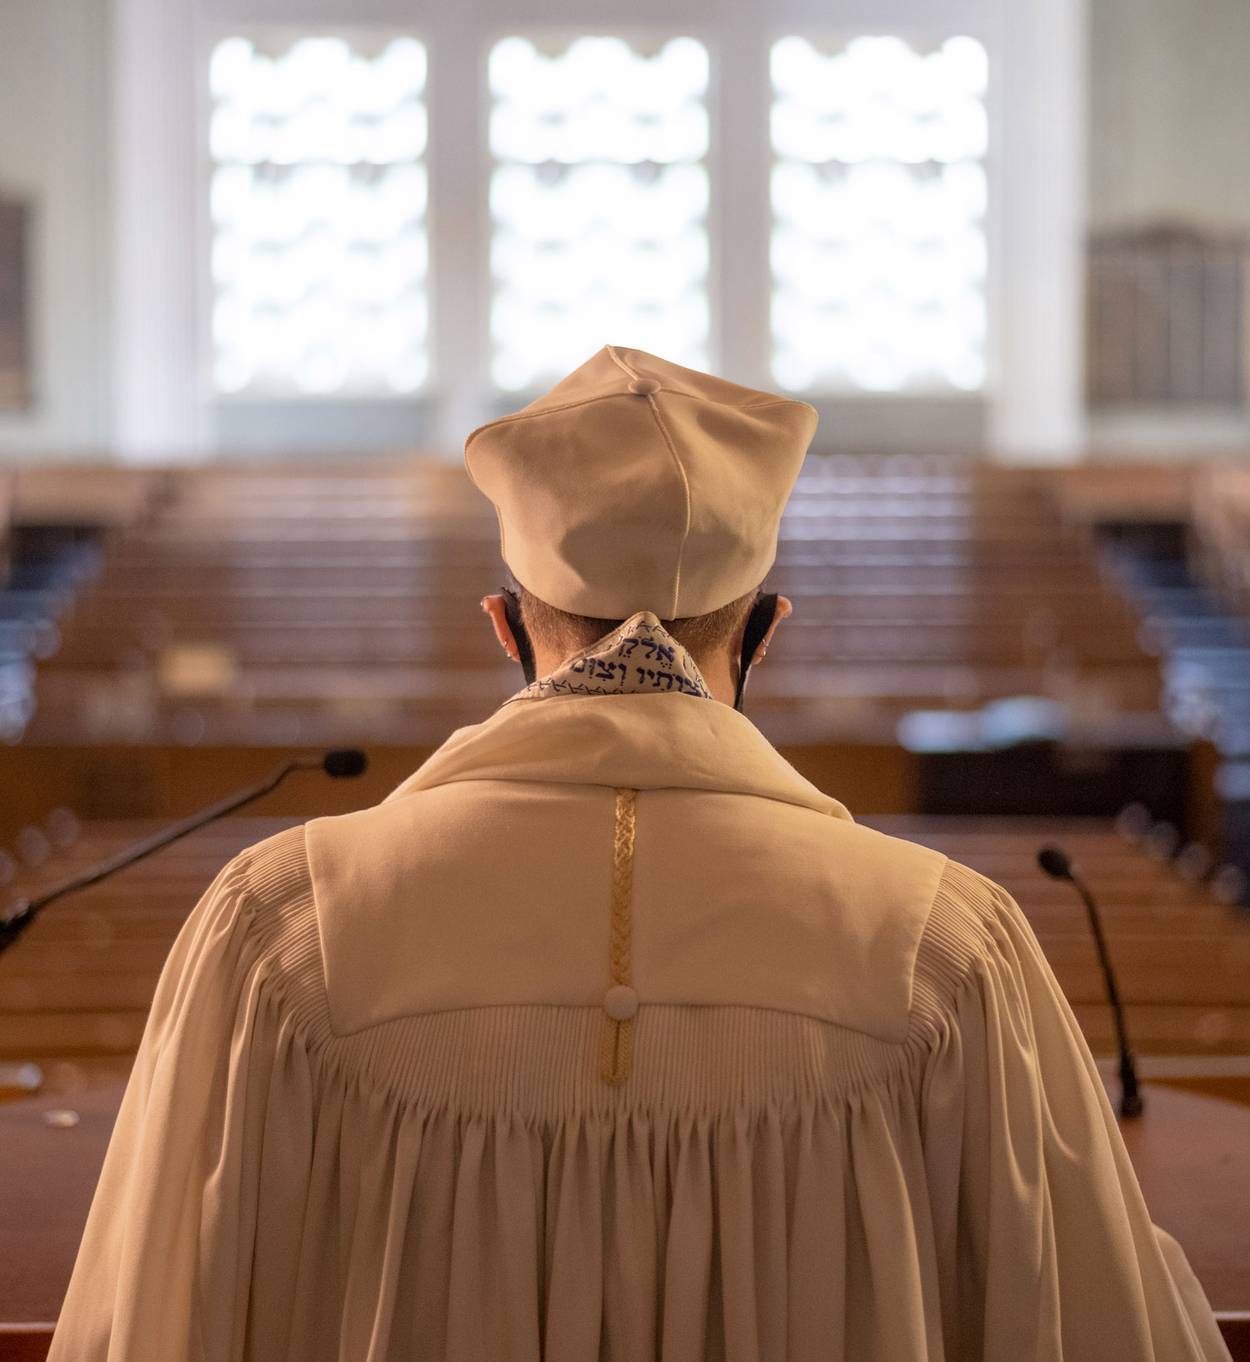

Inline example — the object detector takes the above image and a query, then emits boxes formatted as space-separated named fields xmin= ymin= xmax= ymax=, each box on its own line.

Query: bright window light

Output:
xmin=488 ymin=35 xmax=710 ymax=391
xmin=208 ymin=33 xmax=429 ymax=397
xmin=770 ymin=35 xmax=989 ymax=394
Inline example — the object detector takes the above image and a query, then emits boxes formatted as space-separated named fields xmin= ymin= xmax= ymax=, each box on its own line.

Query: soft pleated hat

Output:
xmin=463 ymin=344 xmax=819 ymax=618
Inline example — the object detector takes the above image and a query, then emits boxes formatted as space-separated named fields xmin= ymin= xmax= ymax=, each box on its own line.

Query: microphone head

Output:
xmin=1037 ymin=845 xmax=1073 ymax=880
xmin=322 ymin=749 xmax=368 ymax=779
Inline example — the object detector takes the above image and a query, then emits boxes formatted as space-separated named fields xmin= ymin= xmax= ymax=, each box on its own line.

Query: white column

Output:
xmin=714 ymin=7 xmax=772 ymax=390
xmin=428 ymin=10 xmax=487 ymax=457
xmin=987 ymin=0 xmax=1088 ymax=462
xmin=110 ymin=0 xmax=203 ymax=461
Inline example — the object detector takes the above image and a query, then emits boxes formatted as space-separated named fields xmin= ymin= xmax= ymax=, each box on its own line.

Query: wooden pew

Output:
xmin=2 ymin=813 xmax=1248 ymax=1061
xmin=14 ymin=457 xmax=1167 ymax=746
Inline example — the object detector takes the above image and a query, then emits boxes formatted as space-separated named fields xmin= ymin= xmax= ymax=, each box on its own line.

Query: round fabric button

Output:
xmin=603 ymin=984 xmax=639 ymax=1020
xmin=627 ymin=377 xmax=660 ymax=396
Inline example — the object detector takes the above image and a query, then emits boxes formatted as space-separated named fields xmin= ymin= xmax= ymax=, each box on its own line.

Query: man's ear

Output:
xmin=752 ymin=594 xmax=792 ymax=664
xmin=480 ymin=594 xmax=520 ymax=662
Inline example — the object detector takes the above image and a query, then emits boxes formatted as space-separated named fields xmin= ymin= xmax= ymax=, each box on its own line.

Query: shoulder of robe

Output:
xmin=812 ymin=821 xmax=1025 ymax=1043
xmin=225 ymin=821 xmax=314 ymax=907
xmin=198 ymin=823 xmax=320 ymax=973
xmin=193 ymin=823 xmax=335 ymax=1028
xmin=302 ymin=789 xmax=992 ymax=1046
xmin=907 ymin=853 xmax=1023 ymax=1042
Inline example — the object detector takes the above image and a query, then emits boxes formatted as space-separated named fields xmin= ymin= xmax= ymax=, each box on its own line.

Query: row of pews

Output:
xmin=2 ymin=809 xmax=1247 ymax=1062
xmin=2 ymin=458 xmax=1249 ymax=1357
xmin=6 ymin=455 xmax=1250 ymax=1057
xmin=14 ymin=456 xmax=1166 ymax=748
xmin=1193 ymin=462 xmax=1250 ymax=613
xmin=0 ymin=469 xmax=161 ymax=743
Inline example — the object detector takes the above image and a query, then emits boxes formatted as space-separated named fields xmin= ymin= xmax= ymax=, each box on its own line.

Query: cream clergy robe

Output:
xmin=48 ymin=612 xmax=1231 ymax=1362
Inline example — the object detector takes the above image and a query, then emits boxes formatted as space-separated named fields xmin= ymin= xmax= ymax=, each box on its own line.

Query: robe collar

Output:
xmin=383 ymin=611 xmax=853 ymax=822
xmin=503 ymin=609 xmax=715 ymax=704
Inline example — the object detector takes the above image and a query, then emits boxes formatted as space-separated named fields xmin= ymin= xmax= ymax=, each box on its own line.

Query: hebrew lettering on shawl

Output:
xmin=507 ymin=611 xmax=714 ymax=702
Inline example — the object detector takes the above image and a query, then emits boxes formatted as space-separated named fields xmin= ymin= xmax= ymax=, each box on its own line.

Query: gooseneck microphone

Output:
xmin=1037 ymin=843 xmax=1144 ymax=1119
xmin=0 ymin=750 xmax=368 ymax=955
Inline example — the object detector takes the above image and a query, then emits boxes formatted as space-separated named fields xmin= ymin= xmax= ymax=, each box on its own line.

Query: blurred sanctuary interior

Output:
xmin=2 ymin=0 xmax=1250 ymax=1355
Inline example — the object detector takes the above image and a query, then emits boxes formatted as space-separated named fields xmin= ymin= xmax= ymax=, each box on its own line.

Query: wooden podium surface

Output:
xmin=1119 ymin=1082 xmax=1250 ymax=1313
xmin=1 ymin=1061 xmax=1248 ymax=1360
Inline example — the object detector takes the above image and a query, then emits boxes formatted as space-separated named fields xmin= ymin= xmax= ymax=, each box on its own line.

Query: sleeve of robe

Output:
xmin=916 ymin=857 xmax=1233 ymax=1362
xmin=45 ymin=830 xmax=315 ymax=1362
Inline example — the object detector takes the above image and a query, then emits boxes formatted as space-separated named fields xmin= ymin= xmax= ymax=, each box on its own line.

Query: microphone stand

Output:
xmin=1038 ymin=844 xmax=1144 ymax=1119
xmin=0 ymin=750 xmax=367 ymax=1095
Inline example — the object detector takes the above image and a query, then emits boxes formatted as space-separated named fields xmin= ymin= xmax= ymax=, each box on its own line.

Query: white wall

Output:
xmin=988 ymin=0 xmax=1087 ymax=461
xmin=111 ymin=0 xmax=203 ymax=461
xmin=1090 ymin=0 xmax=1250 ymax=227
xmin=1086 ymin=0 xmax=1250 ymax=456
xmin=7 ymin=0 xmax=1243 ymax=462
xmin=0 ymin=0 xmax=111 ymax=458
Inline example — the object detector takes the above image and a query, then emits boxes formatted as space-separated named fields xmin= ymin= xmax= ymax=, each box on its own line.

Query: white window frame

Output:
xmin=110 ymin=0 xmax=1083 ymax=462
xmin=197 ymin=22 xmax=435 ymax=405
xmin=477 ymin=22 xmax=721 ymax=401
xmin=764 ymin=24 xmax=997 ymax=400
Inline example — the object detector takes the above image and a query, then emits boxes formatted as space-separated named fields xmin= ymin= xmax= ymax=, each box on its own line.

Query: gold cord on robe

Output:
xmin=600 ymin=787 xmax=638 ymax=1084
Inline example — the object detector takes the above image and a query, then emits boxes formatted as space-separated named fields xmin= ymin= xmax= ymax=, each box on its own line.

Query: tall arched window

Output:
xmin=487 ymin=34 xmax=711 ymax=391
xmin=208 ymin=32 xmax=430 ymax=396
xmin=770 ymin=34 xmax=989 ymax=394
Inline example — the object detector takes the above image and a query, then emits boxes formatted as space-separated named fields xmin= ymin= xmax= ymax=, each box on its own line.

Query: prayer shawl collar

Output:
xmin=383 ymin=610 xmax=853 ymax=822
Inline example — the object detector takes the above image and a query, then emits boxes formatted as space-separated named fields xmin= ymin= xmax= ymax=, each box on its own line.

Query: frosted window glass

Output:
xmin=770 ymin=35 xmax=988 ymax=393
xmin=488 ymin=36 xmax=710 ymax=391
xmin=208 ymin=34 xmax=429 ymax=396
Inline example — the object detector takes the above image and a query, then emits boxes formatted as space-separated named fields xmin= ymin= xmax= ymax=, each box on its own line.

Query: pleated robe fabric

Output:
xmin=47 ymin=613 xmax=1232 ymax=1362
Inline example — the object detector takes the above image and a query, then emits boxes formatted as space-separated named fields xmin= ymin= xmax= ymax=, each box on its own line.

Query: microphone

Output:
xmin=1037 ymin=843 xmax=1144 ymax=1119
xmin=0 ymin=749 xmax=368 ymax=955
xmin=322 ymin=749 xmax=368 ymax=779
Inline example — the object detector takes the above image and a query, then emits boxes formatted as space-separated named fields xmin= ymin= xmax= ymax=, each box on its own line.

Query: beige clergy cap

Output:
xmin=463 ymin=344 xmax=819 ymax=619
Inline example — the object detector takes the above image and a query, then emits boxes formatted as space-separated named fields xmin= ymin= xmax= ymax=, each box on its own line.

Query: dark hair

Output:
xmin=507 ymin=569 xmax=762 ymax=670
